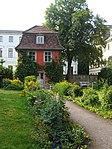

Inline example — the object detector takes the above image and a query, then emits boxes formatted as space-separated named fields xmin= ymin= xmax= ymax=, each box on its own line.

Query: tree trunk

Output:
xmin=66 ymin=51 xmax=73 ymax=82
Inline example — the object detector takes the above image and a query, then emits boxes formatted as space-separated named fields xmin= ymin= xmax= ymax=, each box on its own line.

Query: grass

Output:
xmin=0 ymin=89 xmax=37 ymax=149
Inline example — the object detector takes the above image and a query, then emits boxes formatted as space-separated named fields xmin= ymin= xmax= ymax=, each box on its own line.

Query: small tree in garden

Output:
xmin=0 ymin=65 xmax=13 ymax=88
xmin=15 ymin=51 xmax=39 ymax=82
xmin=45 ymin=58 xmax=64 ymax=83
xmin=0 ymin=65 xmax=13 ymax=79
xmin=98 ymin=56 xmax=112 ymax=85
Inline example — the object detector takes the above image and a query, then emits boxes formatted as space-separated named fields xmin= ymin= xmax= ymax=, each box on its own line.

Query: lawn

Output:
xmin=0 ymin=89 xmax=37 ymax=149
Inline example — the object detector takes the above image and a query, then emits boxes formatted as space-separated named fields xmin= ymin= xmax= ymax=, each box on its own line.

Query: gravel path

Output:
xmin=66 ymin=101 xmax=112 ymax=149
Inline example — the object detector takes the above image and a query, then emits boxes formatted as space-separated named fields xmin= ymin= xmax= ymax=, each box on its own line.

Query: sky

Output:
xmin=0 ymin=0 xmax=112 ymax=31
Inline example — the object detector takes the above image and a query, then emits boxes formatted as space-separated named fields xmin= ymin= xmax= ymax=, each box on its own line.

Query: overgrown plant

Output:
xmin=45 ymin=58 xmax=64 ymax=83
xmin=55 ymin=81 xmax=83 ymax=98
xmin=15 ymin=51 xmax=39 ymax=82
xmin=3 ymin=78 xmax=23 ymax=90
xmin=80 ymin=88 xmax=101 ymax=107
xmin=31 ymin=90 xmax=90 ymax=148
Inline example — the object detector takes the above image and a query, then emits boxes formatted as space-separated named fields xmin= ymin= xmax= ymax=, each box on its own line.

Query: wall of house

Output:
xmin=103 ymin=37 xmax=112 ymax=60
xmin=89 ymin=29 xmax=112 ymax=75
xmin=36 ymin=50 xmax=60 ymax=66
xmin=0 ymin=31 xmax=22 ymax=71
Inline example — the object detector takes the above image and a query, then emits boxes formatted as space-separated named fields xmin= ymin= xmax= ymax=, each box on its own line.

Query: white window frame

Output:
xmin=0 ymin=36 xmax=3 ymax=42
xmin=28 ymin=51 xmax=36 ymax=61
xmin=8 ymin=48 xmax=13 ymax=58
xmin=36 ymin=36 xmax=44 ymax=44
xmin=9 ymin=36 xmax=13 ymax=42
xmin=44 ymin=51 xmax=52 ymax=62
xmin=0 ymin=48 xmax=2 ymax=57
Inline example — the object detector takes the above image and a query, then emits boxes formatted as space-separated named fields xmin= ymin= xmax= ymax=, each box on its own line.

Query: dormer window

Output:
xmin=36 ymin=36 xmax=44 ymax=44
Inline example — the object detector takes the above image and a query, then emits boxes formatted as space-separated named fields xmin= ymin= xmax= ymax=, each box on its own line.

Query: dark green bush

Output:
xmin=4 ymin=83 xmax=23 ymax=90
xmin=93 ymin=80 xmax=104 ymax=90
xmin=103 ymin=86 xmax=112 ymax=110
xmin=3 ymin=78 xmax=24 ymax=90
xmin=3 ymin=79 xmax=11 ymax=88
xmin=81 ymin=89 xmax=101 ymax=107
xmin=67 ymin=83 xmax=83 ymax=97
xmin=55 ymin=81 xmax=83 ymax=97
xmin=0 ymin=65 xmax=13 ymax=79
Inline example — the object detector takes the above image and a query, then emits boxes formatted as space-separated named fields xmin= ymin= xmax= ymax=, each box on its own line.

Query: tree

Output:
xmin=45 ymin=0 xmax=108 ymax=81
xmin=45 ymin=58 xmax=63 ymax=83
xmin=15 ymin=51 xmax=39 ymax=82
xmin=98 ymin=56 xmax=112 ymax=85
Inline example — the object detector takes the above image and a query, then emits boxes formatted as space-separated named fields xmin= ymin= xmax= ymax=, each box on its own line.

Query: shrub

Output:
xmin=103 ymin=86 xmax=112 ymax=110
xmin=81 ymin=88 xmax=101 ymax=107
xmin=67 ymin=83 xmax=83 ymax=97
xmin=3 ymin=78 xmax=24 ymax=90
xmin=24 ymin=76 xmax=40 ymax=92
xmin=54 ymin=80 xmax=73 ymax=96
xmin=92 ymin=80 xmax=104 ymax=90
xmin=55 ymin=81 xmax=83 ymax=98
xmin=0 ymin=65 xmax=13 ymax=79
xmin=45 ymin=58 xmax=64 ymax=83
xmin=3 ymin=78 xmax=11 ymax=88
xmin=25 ymin=76 xmax=37 ymax=83
xmin=15 ymin=51 xmax=39 ymax=82
xmin=32 ymin=91 xmax=90 ymax=148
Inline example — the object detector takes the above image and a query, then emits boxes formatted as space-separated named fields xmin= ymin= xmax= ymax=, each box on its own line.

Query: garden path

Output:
xmin=66 ymin=101 xmax=112 ymax=149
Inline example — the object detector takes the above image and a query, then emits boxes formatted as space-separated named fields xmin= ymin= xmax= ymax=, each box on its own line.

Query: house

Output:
xmin=89 ymin=25 xmax=112 ymax=75
xmin=0 ymin=30 xmax=22 ymax=71
xmin=16 ymin=25 xmax=63 ymax=87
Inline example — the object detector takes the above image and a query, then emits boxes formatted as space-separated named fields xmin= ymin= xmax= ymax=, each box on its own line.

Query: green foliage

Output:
xmin=55 ymin=81 xmax=83 ymax=98
xmin=3 ymin=78 xmax=11 ymax=88
xmin=30 ymin=90 xmax=90 ymax=148
xmin=54 ymin=80 xmax=73 ymax=96
xmin=24 ymin=76 xmax=37 ymax=83
xmin=102 ymin=86 xmax=112 ymax=110
xmin=24 ymin=76 xmax=40 ymax=93
xmin=15 ymin=51 xmax=39 ymax=82
xmin=80 ymin=89 xmax=101 ymax=107
xmin=45 ymin=58 xmax=63 ymax=83
xmin=0 ymin=65 xmax=13 ymax=79
xmin=67 ymin=83 xmax=83 ymax=97
xmin=92 ymin=80 xmax=105 ymax=90
xmin=74 ymin=87 xmax=112 ymax=119
xmin=45 ymin=0 xmax=108 ymax=79
xmin=98 ymin=67 xmax=112 ymax=85
xmin=3 ymin=78 xmax=24 ymax=90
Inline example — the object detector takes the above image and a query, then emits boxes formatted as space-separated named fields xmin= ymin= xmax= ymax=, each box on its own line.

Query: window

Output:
xmin=0 ymin=36 xmax=3 ymax=42
xmin=0 ymin=48 xmax=2 ymax=57
xmin=8 ymin=48 xmax=13 ymax=58
xmin=29 ymin=51 xmax=36 ymax=61
xmin=36 ymin=36 xmax=44 ymax=44
xmin=44 ymin=51 xmax=52 ymax=62
xmin=9 ymin=36 xmax=13 ymax=42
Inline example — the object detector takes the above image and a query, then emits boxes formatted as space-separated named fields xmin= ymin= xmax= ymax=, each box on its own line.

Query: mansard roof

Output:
xmin=16 ymin=25 xmax=63 ymax=50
